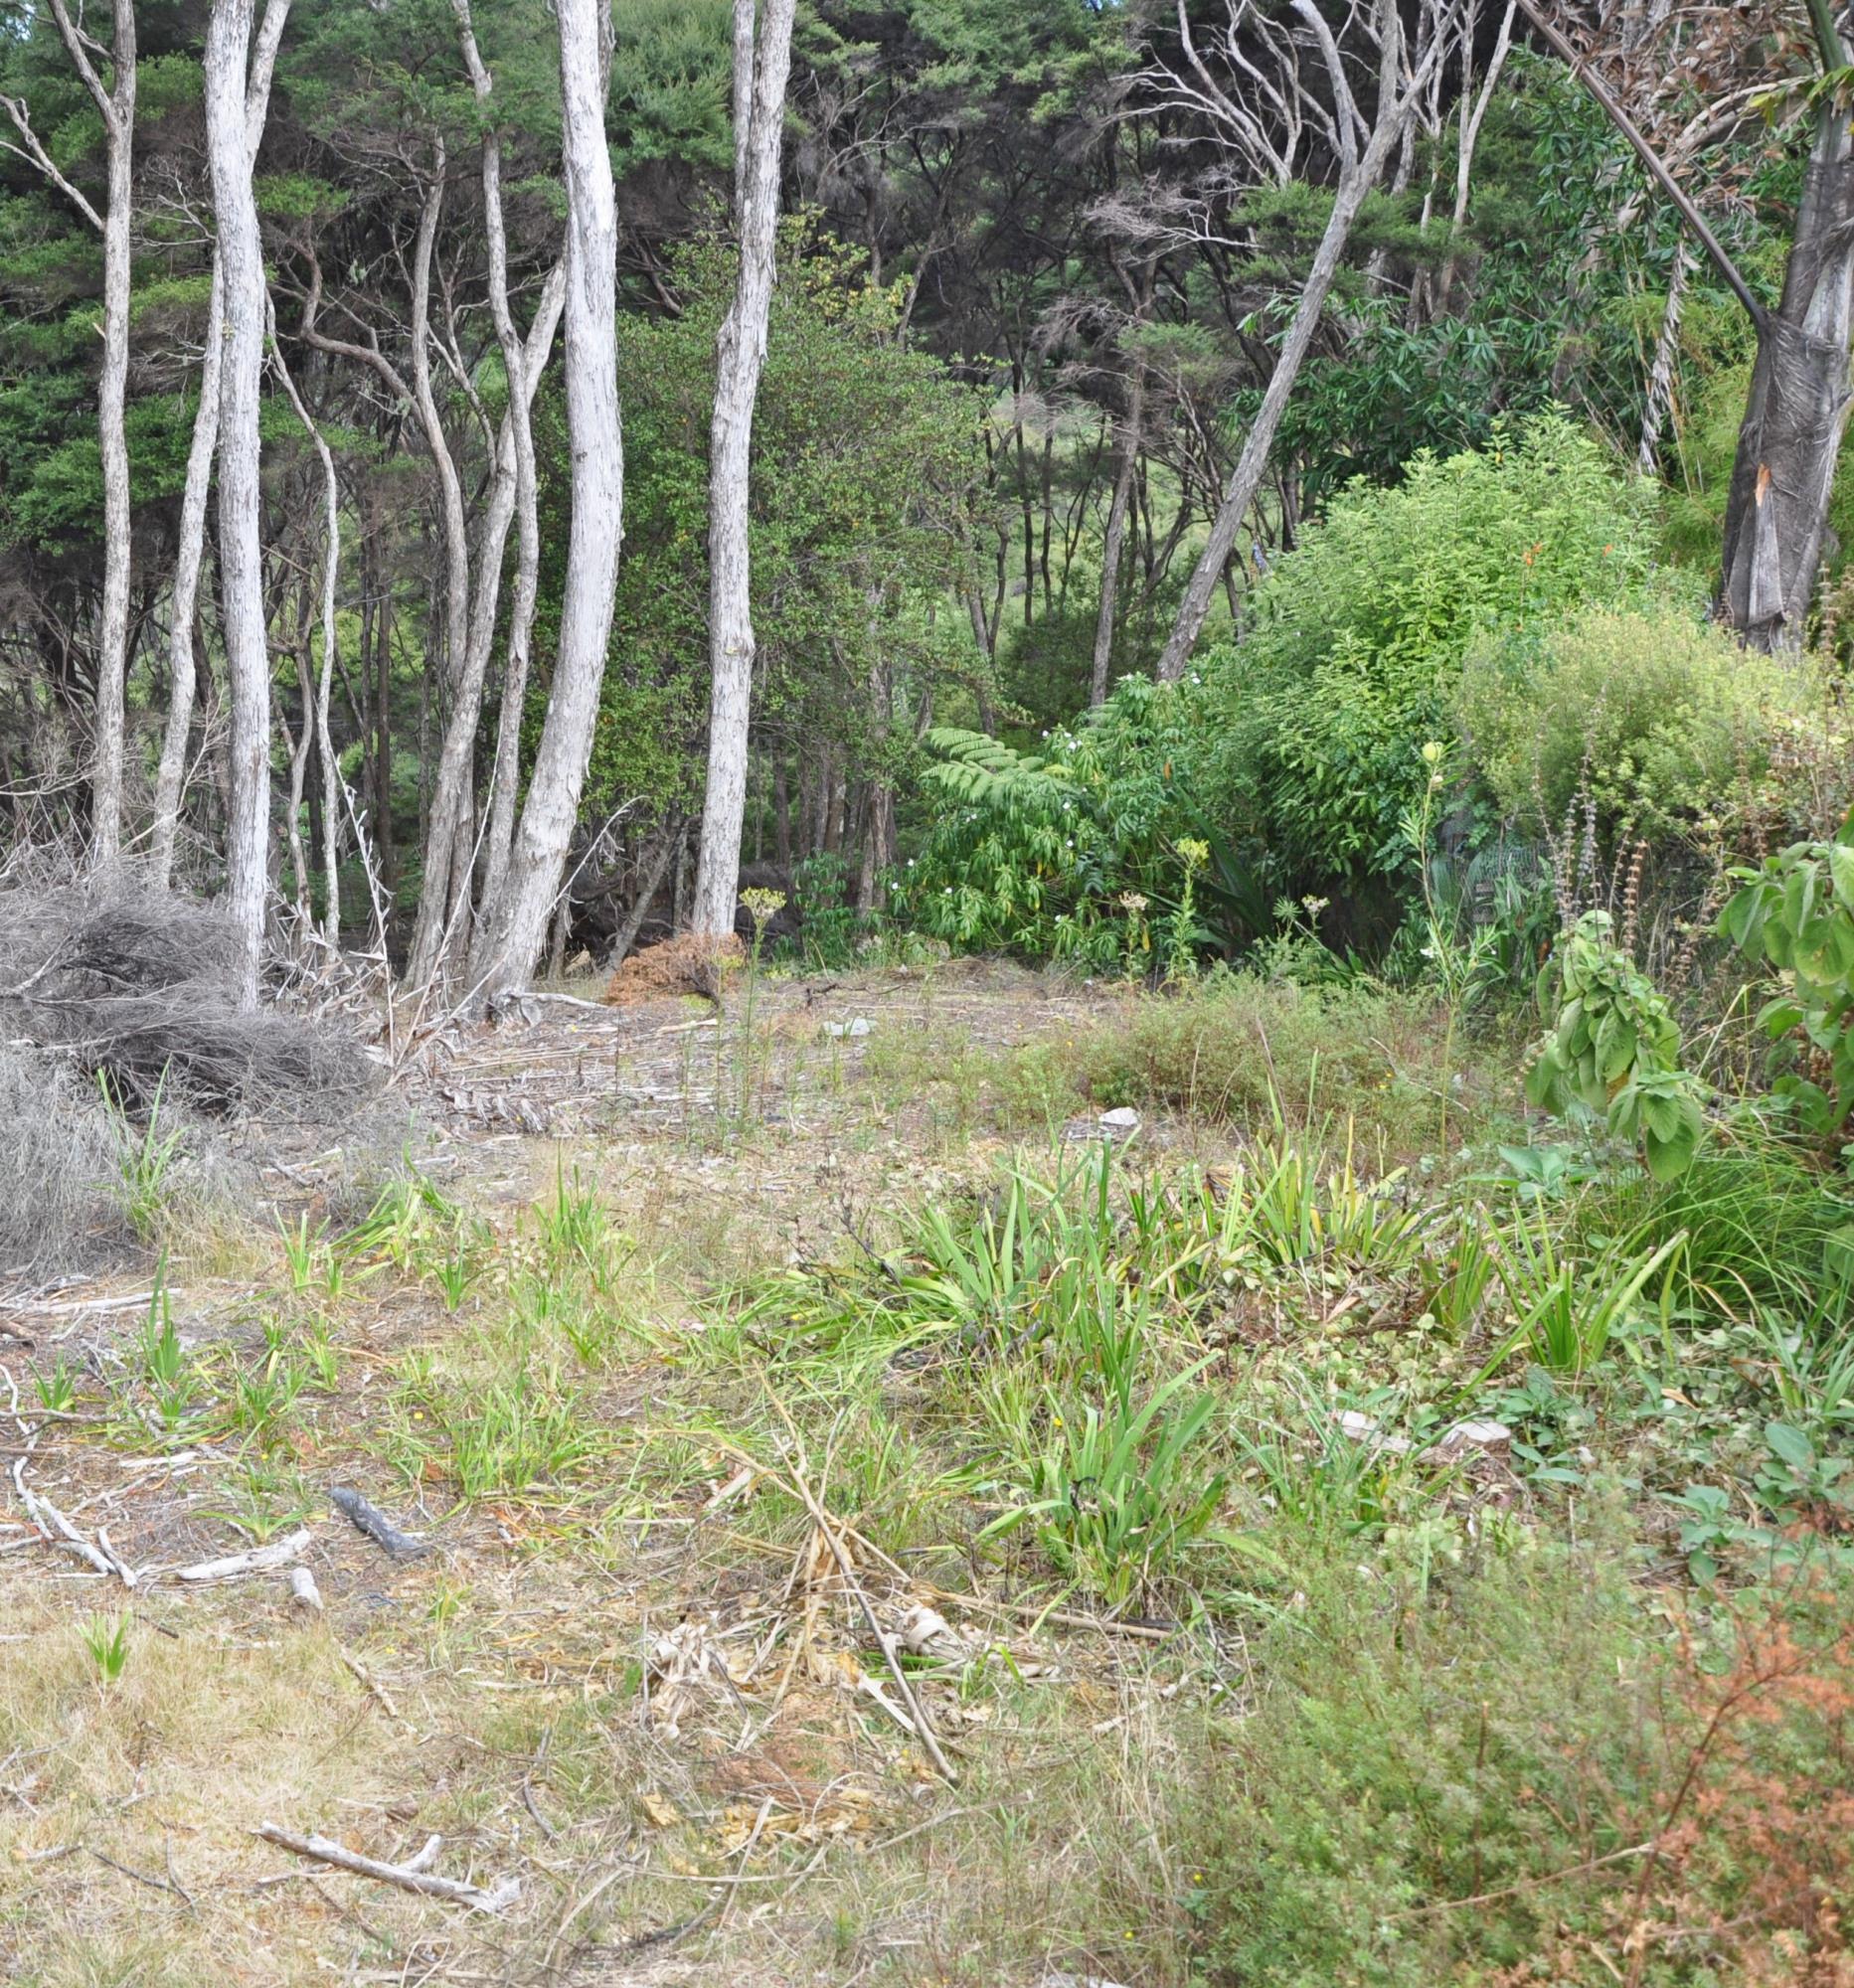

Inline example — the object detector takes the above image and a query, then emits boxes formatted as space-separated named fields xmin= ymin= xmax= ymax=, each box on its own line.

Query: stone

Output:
xmin=1097 ymin=1106 xmax=1141 ymax=1135
xmin=824 ymin=1016 xmax=873 ymax=1039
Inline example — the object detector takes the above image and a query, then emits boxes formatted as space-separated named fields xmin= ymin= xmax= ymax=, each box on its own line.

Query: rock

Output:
xmin=1432 ymin=1418 xmax=1512 ymax=1459
xmin=824 ymin=1016 xmax=873 ymax=1039
xmin=1097 ymin=1106 xmax=1141 ymax=1135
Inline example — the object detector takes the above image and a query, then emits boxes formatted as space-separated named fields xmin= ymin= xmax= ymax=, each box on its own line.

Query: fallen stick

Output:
xmin=174 ymin=1529 xmax=312 ymax=1583
xmin=329 ymin=1486 xmax=428 ymax=1558
xmin=288 ymin=1566 xmax=323 ymax=1613
xmin=93 ymin=1528 xmax=140 ymax=1590
xmin=770 ymin=1415 xmax=956 ymax=1783
xmin=253 ymin=1823 xmax=518 ymax=1914
xmin=12 ymin=1460 xmax=121 ymax=1582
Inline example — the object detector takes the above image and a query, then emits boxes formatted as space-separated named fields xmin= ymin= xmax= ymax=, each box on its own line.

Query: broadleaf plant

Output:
xmin=1526 ymin=911 xmax=1707 ymax=1181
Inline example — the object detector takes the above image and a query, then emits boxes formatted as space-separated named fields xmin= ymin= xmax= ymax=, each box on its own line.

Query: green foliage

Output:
xmin=1200 ymin=415 xmax=1657 ymax=882
xmin=896 ymin=675 xmax=1243 ymax=966
xmin=1721 ymin=830 xmax=1854 ymax=1135
xmin=1458 ymin=597 xmax=1806 ymax=842
xmin=979 ymin=1358 xmax=1229 ymax=1606
xmin=574 ymin=230 xmax=983 ymax=819
xmin=1171 ymin=1538 xmax=1854 ymax=1986
xmin=1526 ymin=911 xmax=1707 ymax=1181
xmin=80 ymin=1612 xmax=131 ymax=1688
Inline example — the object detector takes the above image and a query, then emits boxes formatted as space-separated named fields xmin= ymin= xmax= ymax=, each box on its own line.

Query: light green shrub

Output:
xmin=1458 ymin=597 xmax=1806 ymax=841
xmin=1199 ymin=413 xmax=1657 ymax=882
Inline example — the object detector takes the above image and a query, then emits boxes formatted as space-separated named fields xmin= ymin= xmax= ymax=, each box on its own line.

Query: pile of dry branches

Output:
xmin=0 ymin=878 xmax=373 ymax=1114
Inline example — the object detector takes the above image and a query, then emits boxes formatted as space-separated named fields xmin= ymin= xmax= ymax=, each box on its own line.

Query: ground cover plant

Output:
xmin=3 ymin=939 xmax=1850 ymax=1987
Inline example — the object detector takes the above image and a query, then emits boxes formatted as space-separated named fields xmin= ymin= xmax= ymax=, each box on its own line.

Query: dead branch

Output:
xmin=253 ymin=1822 xmax=519 ymax=1913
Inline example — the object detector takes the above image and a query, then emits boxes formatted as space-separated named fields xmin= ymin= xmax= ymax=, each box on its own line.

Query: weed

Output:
xmin=32 ymin=1356 xmax=77 ymax=1414
xmin=138 ymin=1265 xmax=197 ymax=1432
xmin=80 ymin=1611 xmax=130 ymax=1687
xmin=201 ymin=1462 xmax=312 ymax=1544
xmin=980 ymin=1356 xmax=1233 ymax=1605
xmin=100 ymin=1069 xmax=186 ymax=1242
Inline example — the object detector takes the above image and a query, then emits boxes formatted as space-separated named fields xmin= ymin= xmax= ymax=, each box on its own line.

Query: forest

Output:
xmin=0 ymin=1 xmax=1852 ymax=1984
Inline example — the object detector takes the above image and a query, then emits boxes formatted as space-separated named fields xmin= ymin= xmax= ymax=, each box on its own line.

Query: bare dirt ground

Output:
xmin=0 ymin=964 xmax=1205 ymax=1988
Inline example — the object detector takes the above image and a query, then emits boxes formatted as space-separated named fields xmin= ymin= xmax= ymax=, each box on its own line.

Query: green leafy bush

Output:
xmin=1722 ymin=832 xmax=1854 ymax=1136
xmin=1458 ymin=597 xmax=1803 ymax=842
xmin=1200 ymin=413 xmax=1657 ymax=883
xmin=896 ymin=676 xmax=1255 ymax=967
xmin=1526 ymin=911 xmax=1707 ymax=1180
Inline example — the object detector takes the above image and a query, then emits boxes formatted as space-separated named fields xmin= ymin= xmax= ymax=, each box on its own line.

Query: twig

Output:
xmin=174 ymin=1528 xmax=311 ymax=1583
xmin=766 ymin=1397 xmax=957 ymax=1783
xmin=12 ymin=1460 xmax=123 ymax=1582
xmin=87 ymin=1846 xmax=187 ymax=1900
xmin=338 ymin=1646 xmax=407 ymax=1727
xmin=253 ymin=1822 xmax=519 ymax=1913
xmin=1388 ymin=1840 xmax=1653 ymax=1918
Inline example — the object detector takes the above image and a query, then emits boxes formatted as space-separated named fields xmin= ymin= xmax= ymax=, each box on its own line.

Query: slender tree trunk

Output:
xmin=1720 ymin=90 xmax=1854 ymax=647
xmin=478 ymin=264 xmax=566 ymax=922
xmin=691 ymin=0 xmax=799 ymax=940
xmin=87 ymin=3 xmax=134 ymax=865
xmin=148 ymin=1 xmax=291 ymax=887
xmin=267 ymin=306 xmax=341 ymax=939
xmin=204 ymin=0 xmax=272 ymax=1008
xmin=1156 ymin=67 xmax=1425 ymax=680
xmin=470 ymin=0 xmax=621 ymax=1000
xmin=150 ymin=266 xmax=223 ymax=889
xmin=606 ymin=813 xmax=682 ymax=968
xmin=1092 ymin=369 xmax=1144 ymax=706
xmin=5 ymin=5 xmax=138 ymax=862
xmin=1433 ymin=0 xmax=1516 ymax=319
xmin=410 ymin=3 xmax=567 ymax=980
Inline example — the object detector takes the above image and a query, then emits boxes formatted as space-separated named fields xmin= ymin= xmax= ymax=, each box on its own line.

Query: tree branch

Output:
xmin=1513 ymin=0 xmax=1768 ymax=328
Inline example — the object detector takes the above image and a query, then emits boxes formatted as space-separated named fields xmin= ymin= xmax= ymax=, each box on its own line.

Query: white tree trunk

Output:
xmin=266 ymin=303 xmax=341 ymax=939
xmin=148 ymin=0 xmax=291 ymax=888
xmin=32 ymin=2 xmax=136 ymax=864
xmin=690 ymin=0 xmax=798 ymax=940
xmin=204 ymin=0 xmax=273 ymax=1008
xmin=150 ymin=263 xmax=222 ymax=889
xmin=469 ymin=0 xmax=621 ymax=1000
xmin=478 ymin=264 xmax=565 ymax=922
xmin=1156 ymin=0 xmax=1438 ymax=682
xmin=411 ymin=2 xmax=566 ymax=983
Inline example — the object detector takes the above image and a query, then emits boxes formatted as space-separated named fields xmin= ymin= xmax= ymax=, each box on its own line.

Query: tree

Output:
xmin=1146 ymin=0 xmax=1453 ymax=682
xmin=470 ymin=0 xmax=621 ymax=999
xmin=204 ymin=0 xmax=273 ymax=1009
xmin=1517 ymin=0 xmax=1854 ymax=649
xmin=149 ymin=0 xmax=291 ymax=890
xmin=691 ymin=0 xmax=799 ymax=941
xmin=1 ymin=0 xmax=135 ymax=861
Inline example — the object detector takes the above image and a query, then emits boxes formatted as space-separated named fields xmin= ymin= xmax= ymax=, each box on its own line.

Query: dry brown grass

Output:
xmin=0 ymin=968 xmax=1191 ymax=1987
